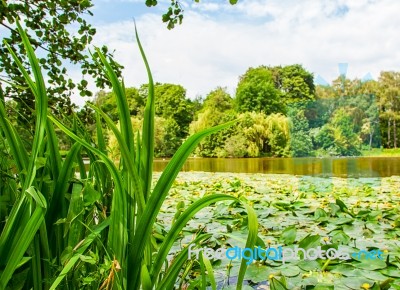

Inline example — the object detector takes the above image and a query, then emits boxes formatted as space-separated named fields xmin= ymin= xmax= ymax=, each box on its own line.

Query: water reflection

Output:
xmin=153 ymin=157 xmax=400 ymax=177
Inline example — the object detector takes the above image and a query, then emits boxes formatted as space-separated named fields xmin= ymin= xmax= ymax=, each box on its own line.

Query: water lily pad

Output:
xmin=353 ymin=258 xmax=387 ymax=270
xmin=280 ymin=226 xmax=297 ymax=245
xmin=341 ymin=277 xmax=374 ymax=289
xmin=244 ymin=264 xmax=269 ymax=283
xmin=280 ymin=265 xmax=300 ymax=277
xmin=380 ymin=267 xmax=400 ymax=278
xmin=297 ymin=260 xmax=321 ymax=271
xmin=359 ymin=269 xmax=390 ymax=281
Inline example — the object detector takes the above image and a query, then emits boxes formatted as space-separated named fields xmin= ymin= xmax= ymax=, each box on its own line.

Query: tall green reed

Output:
xmin=0 ymin=21 xmax=258 ymax=290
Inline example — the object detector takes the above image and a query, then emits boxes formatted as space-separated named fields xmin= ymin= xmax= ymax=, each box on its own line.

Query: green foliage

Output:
xmin=190 ymin=107 xmax=235 ymax=156
xmin=0 ymin=0 xmax=122 ymax=97
xmin=203 ymin=86 xmax=233 ymax=112
xmin=235 ymin=66 xmax=282 ymax=115
xmin=191 ymin=110 xmax=291 ymax=157
xmin=154 ymin=0 xmax=238 ymax=29
xmin=144 ymin=171 xmax=400 ymax=289
xmin=190 ymin=87 xmax=236 ymax=157
xmin=96 ymin=87 xmax=145 ymax=121
xmin=96 ymin=82 xmax=194 ymax=157
xmin=223 ymin=133 xmax=248 ymax=157
xmin=330 ymin=107 xmax=361 ymax=155
xmin=0 ymin=23 xmax=258 ymax=290
xmin=240 ymin=112 xmax=291 ymax=157
xmin=288 ymin=107 xmax=313 ymax=157
xmin=153 ymin=83 xmax=194 ymax=137
xmin=377 ymin=71 xmax=400 ymax=148
xmin=108 ymin=116 xmax=181 ymax=158
xmin=272 ymin=64 xmax=315 ymax=103
xmin=0 ymin=0 xmax=122 ymax=156
xmin=235 ymin=65 xmax=315 ymax=116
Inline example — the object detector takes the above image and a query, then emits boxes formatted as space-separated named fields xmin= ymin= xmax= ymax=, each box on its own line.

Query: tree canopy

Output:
xmin=145 ymin=0 xmax=239 ymax=29
xmin=0 ymin=0 xmax=122 ymax=118
xmin=235 ymin=64 xmax=315 ymax=115
xmin=235 ymin=66 xmax=282 ymax=114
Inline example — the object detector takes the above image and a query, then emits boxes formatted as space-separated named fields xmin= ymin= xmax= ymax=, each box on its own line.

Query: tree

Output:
xmin=0 ymin=0 xmax=122 ymax=146
xmin=190 ymin=108 xmax=234 ymax=157
xmin=288 ymin=107 xmax=313 ymax=157
xmin=190 ymin=87 xmax=236 ymax=157
xmin=313 ymin=108 xmax=361 ymax=156
xmin=378 ymin=71 xmax=400 ymax=148
xmin=235 ymin=66 xmax=283 ymax=115
xmin=153 ymin=83 xmax=193 ymax=137
xmin=240 ymin=112 xmax=291 ymax=157
xmin=272 ymin=64 xmax=315 ymax=104
xmin=95 ymin=88 xmax=145 ymax=121
xmin=145 ymin=0 xmax=239 ymax=29
xmin=358 ymin=81 xmax=381 ymax=149
xmin=202 ymin=87 xmax=233 ymax=112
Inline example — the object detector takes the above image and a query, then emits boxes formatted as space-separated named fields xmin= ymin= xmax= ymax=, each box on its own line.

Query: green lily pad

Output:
xmin=341 ymin=277 xmax=374 ymax=289
xmin=280 ymin=265 xmax=300 ymax=277
xmin=380 ymin=267 xmax=400 ymax=278
xmin=280 ymin=225 xmax=297 ymax=245
xmin=244 ymin=264 xmax=269 ymax=283
xmin=297 ymin=260 xmax=321 ymax=271
xmin=353 ymin=258 xmax=387 ymax=270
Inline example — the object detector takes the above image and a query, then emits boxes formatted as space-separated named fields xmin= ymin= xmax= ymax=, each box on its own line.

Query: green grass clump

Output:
xmin=361 ymin=148 xmax=400 ymax=157
xmin=0 ymin=21 xmax=258 ymax=289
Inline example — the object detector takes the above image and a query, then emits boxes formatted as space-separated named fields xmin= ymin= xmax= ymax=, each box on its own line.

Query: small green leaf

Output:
xmin=270 ymin=277 xmax=288 ymax=290
xmin=298 ymin=234 xmax=320 ymax=250
xmin=83 ymin=183 xmax=101 ymax=206
xmin=280 ymin=225 xmax=296 ymax=245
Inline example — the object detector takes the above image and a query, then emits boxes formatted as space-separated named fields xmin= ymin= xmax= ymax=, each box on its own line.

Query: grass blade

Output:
xmin=95 ymin=50 xmax=134 ymax=157
xmin=236 ymin=200 xmax=258 ymax=290
xmin=135 ymin=24 xmax=155 ymax=201
xmin=66 ymin=183 xmax=84 ymax=249
xmin=46 ymin=120 xmax=62 ymax=181
xmin=47 ymin=142 xmax=81 ymax=233
xmin=202 ymin=254 xmax=216 ymax=290
xmin=49 ymin=219 xmax=110 ymax=290
xmin=48 ymin=115 xmax=128 ymax=277
xmin=151 ymin=194 xmax=236 ymax=281
xmin=0 ymin=20 xmax=48 ymax=274
xmin=129 ymin=120 xmax=235 ymax=288
xmin=88 ymin=103 xmax=144 ymax=212
xmin=0 ymin=189 xmax=46 ymax=289
xmin=155 ymin=234 xmax=212 ymax=290
xmin=0 ymin=99 xmax=28 ymax=180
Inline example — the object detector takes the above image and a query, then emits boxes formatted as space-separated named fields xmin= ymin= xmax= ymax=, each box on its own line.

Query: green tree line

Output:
xmin=68 ymin=66 xmax=399 ymax=158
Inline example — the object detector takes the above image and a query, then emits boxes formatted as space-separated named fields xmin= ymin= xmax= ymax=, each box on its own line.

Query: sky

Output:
xmin=69 ymin=0 xmax=400 ymax=106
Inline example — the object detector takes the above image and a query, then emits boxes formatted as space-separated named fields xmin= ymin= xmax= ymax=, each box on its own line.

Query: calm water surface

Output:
xmin=153 ymin=157 xmax=400 ymax=178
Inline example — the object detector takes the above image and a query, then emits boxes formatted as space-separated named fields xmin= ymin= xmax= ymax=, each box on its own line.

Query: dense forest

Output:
xmin=3 ymin=65 xmax=399 ymax=158
xmin=82 ymin=66 xmax=398 ymax=158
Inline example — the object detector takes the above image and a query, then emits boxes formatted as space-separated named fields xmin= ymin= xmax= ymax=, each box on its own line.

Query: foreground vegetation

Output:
xmin=0 ymin=23 xmax=258 ymax=289
xmin=1 ymin=9 xmax=400 ymax=290
xmin=161 ymin=172 xmax=400 ymax=289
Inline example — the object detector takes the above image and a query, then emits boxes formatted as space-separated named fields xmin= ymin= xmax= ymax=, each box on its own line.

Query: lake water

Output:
xmin=153 ymin=157 xmax=400 ymax=178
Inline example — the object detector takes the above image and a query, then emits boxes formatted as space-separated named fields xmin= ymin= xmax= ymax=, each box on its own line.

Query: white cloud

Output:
xmin=70 ymin=0 xmax=400 ymax=106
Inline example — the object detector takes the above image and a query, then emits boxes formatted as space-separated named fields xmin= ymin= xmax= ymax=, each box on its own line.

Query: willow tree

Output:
xmin=378 ymin=71 xmax=400 ymax=148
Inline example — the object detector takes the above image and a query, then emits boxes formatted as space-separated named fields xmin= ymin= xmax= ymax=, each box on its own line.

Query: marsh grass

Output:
xmin=0 ymin=21 xmax=258 ymax=289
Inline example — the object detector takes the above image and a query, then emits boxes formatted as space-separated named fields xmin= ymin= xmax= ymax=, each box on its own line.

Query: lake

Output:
xmin=153 ymin=157 xmax=400 ymax=178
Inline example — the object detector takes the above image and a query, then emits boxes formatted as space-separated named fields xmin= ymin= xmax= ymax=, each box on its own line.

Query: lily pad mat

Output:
xmin=154 ymin=172 xmax=400 ymax=289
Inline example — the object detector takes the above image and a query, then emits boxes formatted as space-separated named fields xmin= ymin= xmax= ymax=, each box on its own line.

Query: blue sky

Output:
xmin=67 ymin=0 xmax=400 ymax=106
